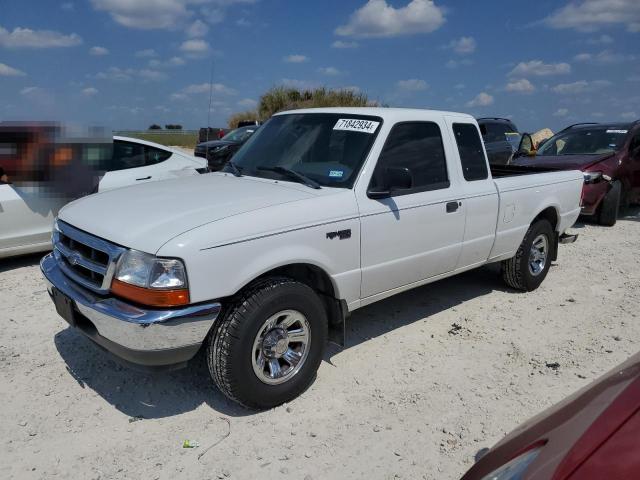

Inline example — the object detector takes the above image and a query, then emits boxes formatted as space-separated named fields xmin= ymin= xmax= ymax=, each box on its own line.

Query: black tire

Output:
xmin=501 ymin=219 xmax=554 ymax=291
xmin=207 ymin=277 xmax=327 ymax=409
xmin=598 ymin=181 xmax=621 ymax=227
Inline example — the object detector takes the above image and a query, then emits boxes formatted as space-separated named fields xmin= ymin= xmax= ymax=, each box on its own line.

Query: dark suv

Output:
xmin=477 ymin=118 xmax=520 ymax=165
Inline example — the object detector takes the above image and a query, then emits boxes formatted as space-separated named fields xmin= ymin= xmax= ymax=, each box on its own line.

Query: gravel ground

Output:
xmin=1 ymin=208 xmax=639 ymax=480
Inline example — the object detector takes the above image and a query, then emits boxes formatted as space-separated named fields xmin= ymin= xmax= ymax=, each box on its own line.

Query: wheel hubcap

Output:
xmin=529 ymin=234 xmax=548 ymax=276
xmin=252 ymin=309 xmax=310 ymax=385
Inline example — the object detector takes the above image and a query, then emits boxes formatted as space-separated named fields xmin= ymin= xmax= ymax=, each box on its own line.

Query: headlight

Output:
xmin=112 ymin=250 xmax=189 ymax=307
xmin=582 ymin=171 xmax=603 ymax=184
xmin=480 ymin=446 xmax=543 ymax=480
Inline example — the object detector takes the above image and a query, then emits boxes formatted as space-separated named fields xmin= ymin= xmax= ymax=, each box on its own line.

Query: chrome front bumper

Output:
xmin=41 ymin=253 xmax=221 ymax=368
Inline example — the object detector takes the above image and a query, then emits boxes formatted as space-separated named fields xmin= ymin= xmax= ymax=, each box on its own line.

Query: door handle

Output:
xmin=446 ymin=201 xmax=460 ymax=213
xmin=136 ymin=176 xmax=152 ymax=181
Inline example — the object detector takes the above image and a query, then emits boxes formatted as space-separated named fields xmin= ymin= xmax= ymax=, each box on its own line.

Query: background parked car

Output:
xmin=193 ymin=125 xmax=258 ymax=171
xmin=477 ymin=117 xmax=520 ymax=165
xmin=0 ymin=135 xmax=205 ymax=259
xmin=513 ymin=121 xmax=640 ymax=226
xmin=462 ymin=351 xmax=640 ymax=480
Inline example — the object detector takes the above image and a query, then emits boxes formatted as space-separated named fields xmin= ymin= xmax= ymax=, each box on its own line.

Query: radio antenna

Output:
xmin=206 ymin=60 xmax=214 ymax=142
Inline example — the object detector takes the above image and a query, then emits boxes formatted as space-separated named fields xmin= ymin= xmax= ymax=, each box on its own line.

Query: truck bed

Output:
xmin=490 ymin=163 xmax=561 ymax=178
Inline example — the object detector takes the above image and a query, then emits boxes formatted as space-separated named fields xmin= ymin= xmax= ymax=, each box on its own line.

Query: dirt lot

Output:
xmin=1 ymin=209 xmax=639 ymax=480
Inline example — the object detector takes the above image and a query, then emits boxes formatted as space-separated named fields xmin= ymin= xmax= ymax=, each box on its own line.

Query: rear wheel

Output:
xmin=598 ymin=180 xmax=621 ymax=227
xmin=501 ymin=219 xmax=554 ymax=291
xmin=207 ymin=277 xmax=327 ymax=409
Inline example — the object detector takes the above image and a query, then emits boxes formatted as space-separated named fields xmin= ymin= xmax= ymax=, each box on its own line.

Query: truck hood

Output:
xmin=513 ymin=152 xmax=614 ymax=171
xmin=58 ymin=173 xmax=317 ymax=253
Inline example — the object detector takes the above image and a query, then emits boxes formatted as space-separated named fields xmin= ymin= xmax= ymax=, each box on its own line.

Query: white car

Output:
xmin=41 ymin=108 xmax=583 ymax=408
xmin=0 ymin=136 xmax=204 ymax=259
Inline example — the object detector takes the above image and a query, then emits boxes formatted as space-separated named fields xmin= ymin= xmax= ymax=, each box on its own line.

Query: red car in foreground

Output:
xmin=461 ymin=352 xmax=640 ymax=479
xmin=514 ymin=121 xmax=640 ymax=226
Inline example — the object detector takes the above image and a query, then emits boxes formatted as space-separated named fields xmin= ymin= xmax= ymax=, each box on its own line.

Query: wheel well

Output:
xmin=533 ymin=207 xmax=558 ymax=232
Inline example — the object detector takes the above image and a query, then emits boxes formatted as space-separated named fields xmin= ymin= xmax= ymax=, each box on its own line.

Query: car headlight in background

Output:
xmin=112 ymin=250 xmax=189 ymax=307
xmin=480 ymin=446 xmax=543 ymax=480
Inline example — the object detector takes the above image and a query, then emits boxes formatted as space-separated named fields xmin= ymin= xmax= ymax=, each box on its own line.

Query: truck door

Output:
xmin=358 ymin=120 xmax=466 ymax=299
xmin=446 ymin=118 xmax=500 ymax=269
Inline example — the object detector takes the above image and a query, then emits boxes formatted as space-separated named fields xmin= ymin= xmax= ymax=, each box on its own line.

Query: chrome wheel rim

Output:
xmin=529 ymin=234 xmax=548 ymax=276
xmin=251 ymin=309 xmax=311 ymax=385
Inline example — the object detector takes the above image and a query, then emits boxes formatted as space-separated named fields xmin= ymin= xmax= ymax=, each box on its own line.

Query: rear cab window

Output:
xmin=452 ymin=123 xmax=489 ymax=181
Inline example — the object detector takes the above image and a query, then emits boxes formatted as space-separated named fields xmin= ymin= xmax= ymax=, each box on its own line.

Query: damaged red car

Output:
xmin=461 ymin=351 xmax=640 ymax=479
xmin=514 ymin=121 xmax=640 ymax=226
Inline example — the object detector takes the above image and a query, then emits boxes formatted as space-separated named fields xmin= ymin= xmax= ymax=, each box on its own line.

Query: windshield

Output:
xmin=226 ymin=113 xmax=382 ymax=188
xmin=537 ymin=126 xmax=629 ymax=156
xmin=222 ymin=126 xmax=256 ymax=143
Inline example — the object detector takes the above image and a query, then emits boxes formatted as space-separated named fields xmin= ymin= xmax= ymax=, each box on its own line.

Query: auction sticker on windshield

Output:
xmin=606 ymin=130 xmax=628 ymax=134
xmin=334 ymin=119 xmax=380 ymax=134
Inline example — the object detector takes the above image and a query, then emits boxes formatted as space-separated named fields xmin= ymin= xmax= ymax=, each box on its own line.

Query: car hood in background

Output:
xmin=196 ymin=140 xmax=237 ymax=149
xmin=512 ymin=152 xmax=614 ymax=171
xmin=58 ymin=173 xmax=320 ymax=254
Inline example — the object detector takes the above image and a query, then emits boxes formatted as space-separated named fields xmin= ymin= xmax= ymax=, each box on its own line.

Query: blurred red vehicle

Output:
xmin=461 ymin=352 xmax=640 ymax=480
xmin=513 ymin=121 xmax=640 ymax=226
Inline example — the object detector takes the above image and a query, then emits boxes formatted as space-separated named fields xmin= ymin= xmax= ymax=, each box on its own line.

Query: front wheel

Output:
xmin=207 ymin=277 xmax=327 ymax=409
xmin=501 ymin=219 xmax=554 ymax=291
xmin=598 ymin=180 xmax=621 ymax=227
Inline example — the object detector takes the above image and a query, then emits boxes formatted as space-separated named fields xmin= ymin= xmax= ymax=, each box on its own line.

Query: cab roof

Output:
xmin=274 ymin=107 xmax=476 ymax=122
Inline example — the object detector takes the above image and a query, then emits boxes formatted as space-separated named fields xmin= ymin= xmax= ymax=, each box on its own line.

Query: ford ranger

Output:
xmin=41 ymin=108 xmax=583 ymax=409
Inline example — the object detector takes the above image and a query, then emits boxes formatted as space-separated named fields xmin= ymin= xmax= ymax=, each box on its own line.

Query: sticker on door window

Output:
xmin=606 ymin=129 xmax=628 ymax=134
xmin=333 ymin=119 xmax=380 ymax=134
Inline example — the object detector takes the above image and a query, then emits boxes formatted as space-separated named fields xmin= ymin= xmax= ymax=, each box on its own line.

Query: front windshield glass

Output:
xmin=222 ymin=126 xmax=256 ymax=142
xmin=226 ymin=113 xmax=383 ymax=188
xmin=537 ymin=126 xmax=629 ymax=156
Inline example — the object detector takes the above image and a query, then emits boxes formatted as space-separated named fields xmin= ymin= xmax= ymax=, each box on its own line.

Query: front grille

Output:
xmin=53 ymin=221 xmax=126 ymax=294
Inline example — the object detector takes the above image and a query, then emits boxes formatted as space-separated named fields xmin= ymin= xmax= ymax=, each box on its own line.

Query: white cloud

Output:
xmin=509 ymin=60 xmax=571 ymax=77
xmin=621 ymin=111 xmax=637 ymax=120
xmin=573 ymin=50 xmax=636 ymax=65
xmin=135 ymin=48 xmax=157 ymax=58
xmin=335 ymin=0 xmax=445 ymax=38
xmin=553 ymin=108 xmax=569 ymax=117
xmin=466 ymin=92 xmax=494 ymax=107
xmin=544 ymin=0 xmax=640 ymax=33
xmin=89 ymin=46 xmax=109 ymax=56
xmin=446 ymin=58 xmax=473 ymax=69
xmin=181 ymin=82 xmax=236 ymax=95
xmin=505 ymin=78 xmax=535 ymax=94
xmin=179 ymin=39 xmax=209 ymax=53
xmin=61 ymin=2 xmax=74 ymax=10
xmin=236 ymin=18 xmax=251 ymax=27
xmin=149 ymin=56 xmax=186 ymax=68
xmin=445 ymin=36 xmax=476 ymax=55
xmin=587 ymin=34 xmax=613 ymax=45
xmin=92 ymin=0 xmax=258 ymax=30
xmin=92 ymin=66 xmax=166 ymax=81
xmin=283 ymin=54 xmax=308 ymax=63
xmin=0 ymin=62 xmax=26 ymax=76
xmin=81 ymin=87 xmax=98 ymax=96
xmin=332 ymin=40 xmax=358 ymax=49
xmin=186 ymin=19 xmax=208 ymax=37
xmin=237 ymin=98 xmax=257 ymax=108
xmin=280 ymin=78 xmax=319 ymax=90
xmin=551 ymin=79 xmax=611 ymax=94
xmin=318 ymin=66 xmax=341 ymax=76
xmin=396 ymin=78 xmax=428 ymax=91
xmin=0 ymin=26 xmax=82 ymax=48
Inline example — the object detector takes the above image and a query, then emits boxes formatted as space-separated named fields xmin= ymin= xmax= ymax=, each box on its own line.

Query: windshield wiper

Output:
xmin=224 ymin=160 xmax=243 ymax=177
xmin=256 ymin=166 xmax=321 ymax=189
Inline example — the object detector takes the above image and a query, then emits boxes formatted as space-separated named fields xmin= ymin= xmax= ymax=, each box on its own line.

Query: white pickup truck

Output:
xmin=41 ymin=108 xmax=582 ymax=409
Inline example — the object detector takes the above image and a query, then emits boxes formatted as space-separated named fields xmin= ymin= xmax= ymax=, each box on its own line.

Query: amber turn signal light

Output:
xmin=111 ymin=279 xmax=190 ymax=307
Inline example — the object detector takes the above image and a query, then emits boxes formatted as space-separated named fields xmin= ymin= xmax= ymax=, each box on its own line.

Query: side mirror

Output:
xmin=517 ymin=133 xmax=536 ymax=157
xmin=368 ymin=166 xmax=413 ymax=199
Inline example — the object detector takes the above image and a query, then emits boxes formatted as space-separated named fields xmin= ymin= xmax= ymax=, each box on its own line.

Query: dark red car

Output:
xmin=514 ymin=121 xmax=640 ymax=226
xmin=461 ymin=352 xmax=640 ymax=479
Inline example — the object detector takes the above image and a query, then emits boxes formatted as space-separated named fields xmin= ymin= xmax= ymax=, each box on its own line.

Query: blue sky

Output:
xmin=1 ymin=0 xmax=639 ymax=132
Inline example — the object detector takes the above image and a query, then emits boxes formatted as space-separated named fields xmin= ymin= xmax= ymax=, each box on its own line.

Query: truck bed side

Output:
xmin=488 ymin=169 xmax=583 ymax=261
